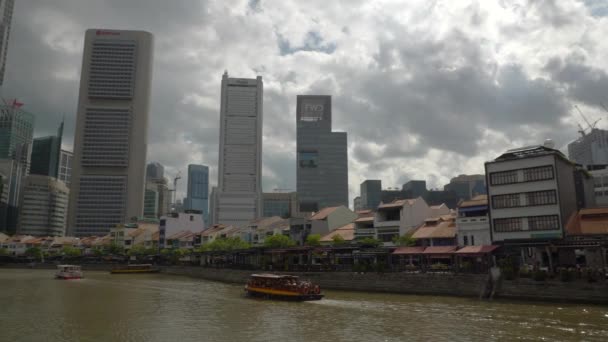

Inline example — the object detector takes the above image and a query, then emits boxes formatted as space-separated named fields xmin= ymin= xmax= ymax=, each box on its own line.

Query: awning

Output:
xmin=421 ymin=246 xmax=457 ymax=256
xmin=392 ymin=246 xmax=426 ymax=255
xmin=454 ymin=245 xmax=499 ymax=256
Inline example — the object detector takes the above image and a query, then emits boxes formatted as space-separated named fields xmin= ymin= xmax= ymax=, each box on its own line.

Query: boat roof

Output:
xmin=250 ymin=273 xmax=299 ymax=279
xmin=57 ymin=264 xmax=80 ymax=268
xmin=126 ymin=264 xmax=152 ymax=267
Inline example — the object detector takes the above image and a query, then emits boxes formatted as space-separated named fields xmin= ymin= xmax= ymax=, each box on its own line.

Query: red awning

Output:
xmin=392 ymin=246 xmax=426 ymax=255
xmin=454 ymin=245 xmax=499 ymax=256
xmin=421 ymin=246 xmax=458 ymax=256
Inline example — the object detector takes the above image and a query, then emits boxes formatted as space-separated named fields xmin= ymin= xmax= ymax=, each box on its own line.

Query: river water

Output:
xmin=1 ymin=269 xmax=607 ymax=342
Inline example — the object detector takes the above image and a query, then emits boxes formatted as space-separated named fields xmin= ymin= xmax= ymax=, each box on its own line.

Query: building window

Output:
xmin=471 ymin=235 xmax=475 ymax=245
xmin=190 ymin=215 xmax=194 ymax=221
xmin=492 ymin=194 xmax=520 ymax=209
xmin=490 ymin=170 xmax=518 ymax=185
xmin=523 ymin=165 xmax=554 ymax=182
xmin=528 ymin=215 xmax=560 ymax=231
xmin=525 ymin=190 xmax=557 ymax=206
xmin=463 ymin=236 xmax=468 ymax=246
xmin=298 ymin=151 xmax=318 ymax=168
xmin=494 ymin=218 xmax=523 ymax=232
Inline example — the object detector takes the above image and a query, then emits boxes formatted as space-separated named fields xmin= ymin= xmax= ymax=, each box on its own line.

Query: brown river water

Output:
xmin=0 ymin=269 xmax=607 ymax=341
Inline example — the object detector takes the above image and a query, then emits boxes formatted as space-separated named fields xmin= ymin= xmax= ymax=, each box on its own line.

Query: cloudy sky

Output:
xmin=3 ymin=0 xmax=608 ymax=204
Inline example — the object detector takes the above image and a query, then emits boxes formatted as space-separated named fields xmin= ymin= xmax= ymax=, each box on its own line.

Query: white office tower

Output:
xmin=68 ymin=29 xmax=153 ymax=236
xmin=568 ymin=128 xmax=608 ymax=167
xmin=0 ymin=0 xmax=14 ymax=91
xmin=17 ymin=175 xmax=69 ymax=237
xmin=215 ymin=72 xmax=263 ymax=227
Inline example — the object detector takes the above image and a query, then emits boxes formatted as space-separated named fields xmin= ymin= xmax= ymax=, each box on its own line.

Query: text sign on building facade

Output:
xmin=300 ymin=99 xmax=325 ymax=122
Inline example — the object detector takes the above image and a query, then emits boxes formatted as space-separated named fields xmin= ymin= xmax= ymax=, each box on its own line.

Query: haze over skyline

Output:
xmin=3 ymin=0 xmax=608 ymax=204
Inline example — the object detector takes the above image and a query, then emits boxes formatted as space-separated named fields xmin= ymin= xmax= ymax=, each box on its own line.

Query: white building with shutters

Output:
xmin=214 ymin=72 xmax=263 ymax=227
xmin=68 ymin=29 xmax=153 ymax=236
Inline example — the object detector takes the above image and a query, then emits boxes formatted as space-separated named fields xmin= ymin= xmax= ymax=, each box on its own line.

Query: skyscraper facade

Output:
xmin=360 ymin=180 xmax=382 ymax=210
xmin=68 ymin=29 xmax=153 ymax=236
xmin=58 ymin=149 xmax=73 ymax=187
xmin=215 ymin=72 xmax=263 ymax=227
xmin=568 ymin=129 xmax=608 ymax=167
xmin=184 ymin=164 xmax=209 ymax=223
xmin=296 ymin=95 xmax=348 ymax=212
xmin=30 ymin=122 xmax=63 ymax=178
xmin=0 ymin=0 xmax=14 ymax=90
xmin=146 ymin=161 xmax=164 ymax=180
xmin=17 ymin=175 xmax=69 ymax=236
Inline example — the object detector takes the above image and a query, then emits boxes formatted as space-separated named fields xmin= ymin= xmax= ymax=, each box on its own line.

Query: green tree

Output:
xmin=127 ymin=244 xmax=147 ymax=257
xmin=331 ymin=234 xmax=347 ymax=246
xmin=61 ymin=246 xmax=82 ymax=257
xmin=264 ymin=234 xmax=296 ymax=248
xmin=91 ymin=246 xmax=105 ymax=257
xmin=392 ymin=234 xmax=416 ymax=247
xmin=105 ymin=242 xmax=124 ymax=255
xmin=24 ymin=247 xmax=42 ymax=257
xmin=358 ymin=237 xmax=381 ymax=248
xmin=305 ymin=234 xmax=322 ymax=246
xmin=198 ymin=237 xmax=251 ymax=252
xmin=0 ymin=248 xmax=8 ymax=256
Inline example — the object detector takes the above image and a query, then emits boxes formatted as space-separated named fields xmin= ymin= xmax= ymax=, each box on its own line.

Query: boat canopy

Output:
xmin=250 ymin=274 xmax=299 ymax=279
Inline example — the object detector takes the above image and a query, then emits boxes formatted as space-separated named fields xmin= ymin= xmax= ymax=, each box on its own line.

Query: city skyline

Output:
xmin=2 ymin=1 xmax=608 ymax=205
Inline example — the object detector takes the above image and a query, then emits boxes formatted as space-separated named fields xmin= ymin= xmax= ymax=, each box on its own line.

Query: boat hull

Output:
xmin=245 ymin=286 xmax=323 ymax=301
xmin=55 ymin=274 xmax=82 ymax=280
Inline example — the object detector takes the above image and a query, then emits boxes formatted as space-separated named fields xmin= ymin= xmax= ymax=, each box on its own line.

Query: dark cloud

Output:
xmin=545 ymin=56 xmax=608 ymax=109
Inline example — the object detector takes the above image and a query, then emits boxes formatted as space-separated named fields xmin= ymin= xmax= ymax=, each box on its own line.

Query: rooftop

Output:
xmin=458 ymin=195 xmax=488 ymax=208
xmin=320 ymin=223 xmax=355 ymax=242
xmin=565 ymin=207 xmax=608 ymax=236
xmin=311 ymin=206 xmax=340 ymax=220
xmin=412 ymin=217 xmax=456 ymax=239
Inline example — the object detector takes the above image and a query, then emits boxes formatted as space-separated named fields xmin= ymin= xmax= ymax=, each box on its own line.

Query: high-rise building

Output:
xmin=30 ymin=122 xmax=63 ymax=178
xmin=296 ymin=95 xmax=348 ymax=212
xmin=146 ymin=162 xmax=164 ymax=180
xmin=143 ymin=182 xmax=159 ymax=218
xmin=402 ymin=180 xmax=427 ymax=198
xmin=568 ymin=129 xmax=608 ymax=167
xmin=215 ymin=72 xmax=263 ymax=227
xmin=17 ymin=175 xmax=69 ymax=236
xmin=58 ymin=149 xmax=73 ymax=187
xmin=262 ymin=192 xmax=298 ymax=218
xmin=0 ymin=101 xmax=34 ymax=232
xmin=209 ymin=186 xmax=217 ymax=225
xmin=353 ymin=196 xmax=362 ymax=211
xmin=184 ymin=164 xmax=209 ymax=224
xmin=68 ymin=29 xmax=154 ymax=236
xmin=0 ymin=0 xmax=14 ymax=91
xmin=360 ymin=180 xmax=381 ymax=210
xmin=444 ymin=174 xmax=486 ymax=201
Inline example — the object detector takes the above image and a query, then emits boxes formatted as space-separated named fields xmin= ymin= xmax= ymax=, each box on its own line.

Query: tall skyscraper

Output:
xmin=17 ymin=175 xmax=69 ymax=236
xmin=360 ymin=180 xmax=381 ymax=210
xmin=68 ymin=29 xmax=154 ymax=236
xmin=0 ymin=0 xmax=14 ymax=91
xmin=58 ymin=149 xmax=73 ymax=187
xmin=184 ymin=164 xmax=209 ymax=223
xmin=296 ymin=95 xmax=348 ymax=212
xmin=146 ymin=161 xmax=164 ymax=180
xmin=0 ymin=101 xmax=34 ymax=232
xmin=30 ymin=122 xmax=63 ymax=178
xmin=215 ymin=72 xmax=263 ymax=227
xmin=568 ymin=129 xmax=608 ymax=167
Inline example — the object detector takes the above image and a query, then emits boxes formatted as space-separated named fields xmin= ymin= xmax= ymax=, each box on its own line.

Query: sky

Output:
xmin=3 ymin=0 xmax=608 ymax=204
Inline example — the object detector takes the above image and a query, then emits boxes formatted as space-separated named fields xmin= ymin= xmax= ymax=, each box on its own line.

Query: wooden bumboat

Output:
xmin=55 ymin=265 xmax=83 ymax=280
xmin=110 ymin=264 xmax=160 ymax=274
xmin=245 ymin=274 xmax=324 ymax=301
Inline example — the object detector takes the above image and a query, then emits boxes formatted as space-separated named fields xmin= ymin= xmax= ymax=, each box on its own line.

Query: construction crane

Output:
xmin=575 ymin=105 xmax=601 ymax=132
xmin=168 ymin=170 xmax=181 ymax=211
xmin=600 ymin=102 xmax=608 ymax=113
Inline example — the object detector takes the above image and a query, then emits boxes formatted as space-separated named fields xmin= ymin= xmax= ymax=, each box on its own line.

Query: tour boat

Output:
xmin=245 ymin=274 xmax=324 ymax=301
xmin=110 ymin=264 xmax=160 ymax=274
xmin=55 ymin=265 xmax=83 ymax=280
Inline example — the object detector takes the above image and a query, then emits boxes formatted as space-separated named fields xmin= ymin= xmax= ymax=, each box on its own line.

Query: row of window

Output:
xmin=492 ymin=190 xmax=557 ymax=209
xmin=489 ymin=165 xmax=554 ymax=186
xmin=493 ymin=215 xmax=560 ymax=232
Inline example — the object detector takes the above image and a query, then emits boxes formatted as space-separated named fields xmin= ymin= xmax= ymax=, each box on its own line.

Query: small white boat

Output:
xmin=55 ymin=265 xmax=83 ymax=280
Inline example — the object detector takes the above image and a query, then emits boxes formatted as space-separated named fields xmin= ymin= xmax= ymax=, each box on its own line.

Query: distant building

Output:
xmin=143 ymin=183 xmax=159 ymax=219
xmin=215 ymin=72 xmax=263 ymax=227
xmin=68 ymin=29 xmax=154 ymax=236
xmin=0 ymin=0 xmax=14 ymax=90
xmin=444 ymin=174 xmax=486 ymax=201
xmin=360 ymin=180 xmax=381 ymax=210
xmin=589 ymin=167 xmax=608 ymax=206
xmin=367 ymin=197 xmax=440 ymax=243
xmin=58 ymin=149 xmax=73 ymax=187
xmin=353 ymin=196 xmax=362 ymax=211
xmin=296 ymin=95 xmax=348 ymax=212
xmin=17 ymin=175 xmax=69 ymax=237
xmin=209 ymin=186 xmax=217 ymax=225
xmin=183 ymin=164 xmax=209 ymax=224
xmin=485 ymin=145 xmax=593 ymax=243
xmin=402 ymin=180 xmax=427 ymax=198
xmin=309 ymin=206 xmax=357 ymax=237
xmin=456 ymin=195 xmax=491 ymax=246
xmin=30 ymin=122 xmax=63 ymax=179
xmin=568 ymin=129 xmax=608 ymax=167
xmin=262 ymin=192 xmax=298 ymax=218
xmin=146 ymin=162 xmax=164 ymax=181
